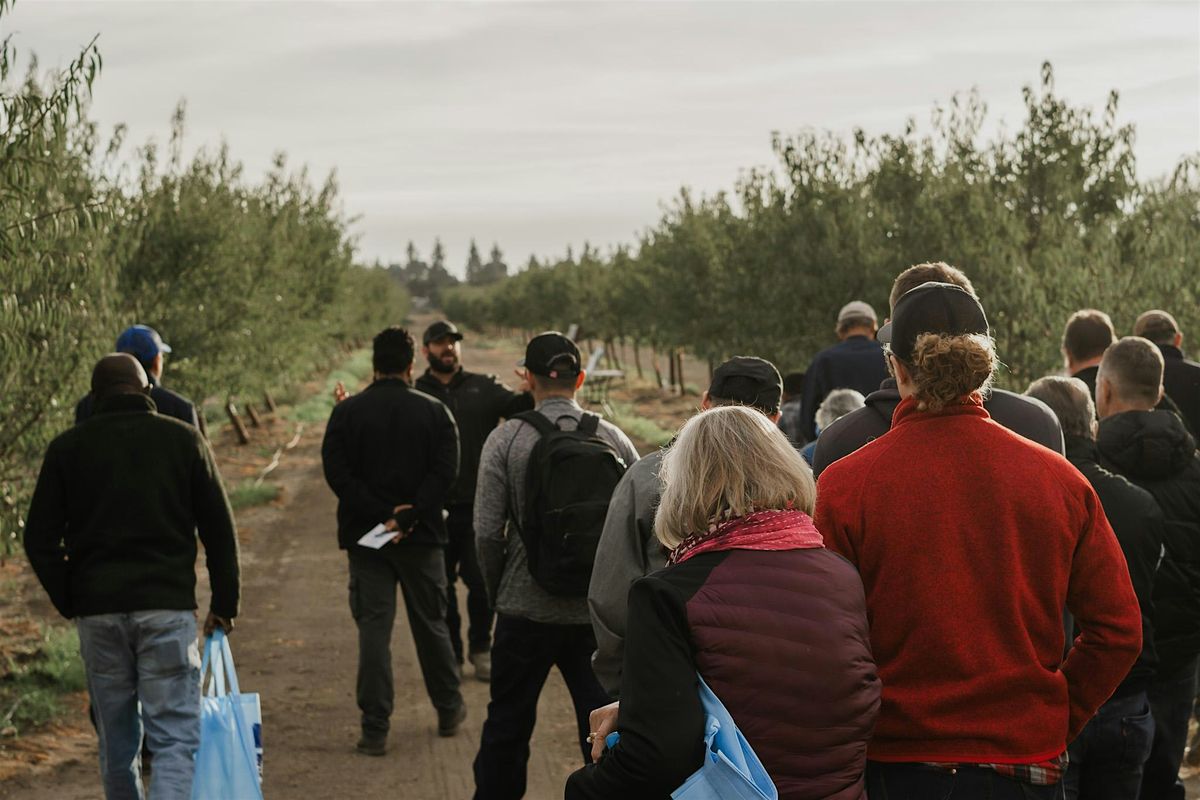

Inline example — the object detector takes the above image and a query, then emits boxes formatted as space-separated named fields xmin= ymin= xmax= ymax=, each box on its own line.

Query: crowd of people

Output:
xmin=19 ymin=258 xmax=1200 ymax=800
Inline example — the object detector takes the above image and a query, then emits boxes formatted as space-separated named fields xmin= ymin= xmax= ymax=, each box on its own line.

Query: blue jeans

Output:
xmin=76 ymin=610 xmax=202 ymax=800
xmin=1064 ymin=691 xmax=1155 ymax=799
xmin=866 ymin=762 xmax=1065 ymax=799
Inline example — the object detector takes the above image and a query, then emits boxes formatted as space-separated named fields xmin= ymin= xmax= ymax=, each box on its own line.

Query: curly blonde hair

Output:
xmin=902 ymin=333 xmax=997 ymax=412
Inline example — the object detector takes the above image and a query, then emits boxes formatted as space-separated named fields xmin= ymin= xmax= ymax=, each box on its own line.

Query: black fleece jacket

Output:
xmin=322 ymin=378 xmax=459 ymax=548
xmin=415 ymin=368 xmax=532 ymax=506
xmin=1065 ymin=434 xmax=1164 ymax=694
xmin=24 ymin=393 xmax=240 ymax=619
xmin=1098 ymin=410 xmax=1200 ymax=674
xmin=811 ymin=379 xmax=1065 ymax=477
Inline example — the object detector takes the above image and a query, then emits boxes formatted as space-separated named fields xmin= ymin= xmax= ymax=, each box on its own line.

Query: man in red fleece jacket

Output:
xmin=816 ymin=280 xmax=1141 ymax=798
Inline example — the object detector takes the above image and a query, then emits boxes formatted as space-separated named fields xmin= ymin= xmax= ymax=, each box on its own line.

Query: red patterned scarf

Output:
xmin=668 ymin=509 xmax=824 ymax=566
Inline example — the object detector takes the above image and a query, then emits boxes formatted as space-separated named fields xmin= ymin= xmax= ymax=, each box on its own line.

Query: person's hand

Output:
xmin=203 ymin=612 xmax=233 ymax=637
xmin=514 ymin=369 xmax=532 ymax=395
xmin=588 ymin=701 xmax=620 ymax=763
xmin=386 ymin=504 xmax=417 ymax=542
xmin=333 ymin=381 xmax=350 ymax=403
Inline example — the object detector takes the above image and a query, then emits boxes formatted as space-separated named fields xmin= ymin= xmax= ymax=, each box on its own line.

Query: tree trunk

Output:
xmin=225 ymin=400 xmax=250 ymax=445
xmin=632 ymin=339 xmax=644 ymax=380
xmin=651 ymin=346 xmax=664 ymax=389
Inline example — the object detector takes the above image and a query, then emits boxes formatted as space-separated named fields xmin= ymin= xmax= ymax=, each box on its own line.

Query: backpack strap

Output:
xmin=578 ymin=413 xmax=601 ymax=435
xmin=513 ymin=410 xmax=557 ymax=436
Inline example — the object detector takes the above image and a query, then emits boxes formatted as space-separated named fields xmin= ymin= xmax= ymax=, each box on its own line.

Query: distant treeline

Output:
xmin=443 ymin=64 xmax=1199 ymax=389
xmin=385 ymin=238 xmax=515 ymax=303
xmin=0 ymin=9 xmax=408 ymax=551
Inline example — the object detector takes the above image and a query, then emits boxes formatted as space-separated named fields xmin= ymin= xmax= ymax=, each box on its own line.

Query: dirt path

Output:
xmin=0 ymin=330 xmax=593 ymax=800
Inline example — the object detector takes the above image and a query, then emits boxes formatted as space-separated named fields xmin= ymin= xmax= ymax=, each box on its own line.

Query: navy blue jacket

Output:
xmin=76 ymin=375 xmax=206 ymax=438
xmin=800 ymin=336 xmax=888 ymax=442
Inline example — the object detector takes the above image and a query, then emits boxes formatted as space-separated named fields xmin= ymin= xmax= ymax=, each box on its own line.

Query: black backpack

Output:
xmin=513 ymin=410 xmax=629 ymax=596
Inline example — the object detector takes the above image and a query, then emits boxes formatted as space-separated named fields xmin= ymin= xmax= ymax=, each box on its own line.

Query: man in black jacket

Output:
xmin=1027 ymin=375 xmax=1164 ymax=799
xmin=1096 ymin=336 xmax=1200 ymax=800
xmin=414 ymin=320 xmax=532 ymax=682
xmin=25 ymin=353 xmax=240 ymax=800
xmin=812 ymin=262 xmax=1064 ymax=477
xmin=1136 ymin=310 xmax=1200 ymax=439
xmin=322 ymin=326 xmax=464 ymax=755
xmin=75 ymin=324 xmax=207 ymax=437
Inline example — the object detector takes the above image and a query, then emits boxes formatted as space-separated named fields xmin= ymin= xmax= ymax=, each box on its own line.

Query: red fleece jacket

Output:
xmin=815 ymin=396 xmax=1141 ymax=764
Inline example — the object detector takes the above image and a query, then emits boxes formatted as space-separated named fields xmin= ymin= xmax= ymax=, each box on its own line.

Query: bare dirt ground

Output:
xmin=0 ymin=329 xmax=648 ymax=800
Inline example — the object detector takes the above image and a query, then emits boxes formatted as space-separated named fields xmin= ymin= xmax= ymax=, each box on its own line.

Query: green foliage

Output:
xmin=0 ymin=625 xmax=86 ymax=736
xmin=605 ymin=402 xmax=675 ymax=449
xmin=283 ymin=347 xmax=373 ymax=423
xmin=227 ymin=480 xmax=281 ymax=510
xmin=448 ymin=65 xmax=1199 ymax=391
xmin=0 ymin=6 xmax=408 ymax=554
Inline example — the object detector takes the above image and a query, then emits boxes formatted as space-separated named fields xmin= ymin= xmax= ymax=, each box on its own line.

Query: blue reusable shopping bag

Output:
xmin=670 ymin=675 xmax=778 ymax=800
xmin=191 ymin=630 xmax=264 ymax=800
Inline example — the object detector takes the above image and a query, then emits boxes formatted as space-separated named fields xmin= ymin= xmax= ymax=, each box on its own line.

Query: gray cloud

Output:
xmin=9 ymin=1 xmax=1198 ymax=272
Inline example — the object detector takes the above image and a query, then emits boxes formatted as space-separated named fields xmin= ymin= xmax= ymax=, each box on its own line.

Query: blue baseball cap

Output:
xmin=115 ymin=325 xmax=172 ymax=365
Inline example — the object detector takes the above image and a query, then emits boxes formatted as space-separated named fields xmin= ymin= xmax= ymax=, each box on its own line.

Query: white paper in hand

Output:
xmin=357 ymin=523 xmax=394 ymax=549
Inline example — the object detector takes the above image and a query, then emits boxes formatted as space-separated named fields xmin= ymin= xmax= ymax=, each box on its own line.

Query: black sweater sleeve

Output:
xmin=565 ymin=575 xmax=705 ymax=800
xmin=192 ymin=436 xmax=241 ymax=620
xmin=414 ymin=402 xmax=460 ymax=514
xmin=321 ymin=401 xmax=394 ymax=525
xmin=24 ymin=442 xmax=71 ymax=618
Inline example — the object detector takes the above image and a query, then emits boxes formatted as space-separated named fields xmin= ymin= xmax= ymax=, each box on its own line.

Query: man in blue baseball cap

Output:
xmin=75 ymin=325 xmax=206 ymax=436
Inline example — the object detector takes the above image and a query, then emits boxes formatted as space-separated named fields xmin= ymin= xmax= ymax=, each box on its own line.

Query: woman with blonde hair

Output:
xmin=816 ymin=281 xmax=1142 ymax=798
xmin=566 ymin=405 xmax=880 ymax=800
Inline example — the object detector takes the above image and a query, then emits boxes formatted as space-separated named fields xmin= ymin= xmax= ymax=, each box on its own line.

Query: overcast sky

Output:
xmin=7 ymin=2 xmax=1198 ymax=273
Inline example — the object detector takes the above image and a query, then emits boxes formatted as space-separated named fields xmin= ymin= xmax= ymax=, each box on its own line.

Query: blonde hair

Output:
xmin=905 ymin=332 xmax=997 ymax=412
xmin=654 ymin=405 xmax=815 ymax=550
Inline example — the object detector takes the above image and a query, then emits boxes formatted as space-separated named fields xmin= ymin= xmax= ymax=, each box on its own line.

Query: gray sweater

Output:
xmin=586 ymin=448 xmax=668 ymax=696
xmin=474 ymin=397 xmax=640 ymax=625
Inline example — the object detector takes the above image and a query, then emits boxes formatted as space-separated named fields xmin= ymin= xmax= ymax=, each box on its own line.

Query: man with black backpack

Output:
xmin=472 ymin=331 xmax=639 ymax=800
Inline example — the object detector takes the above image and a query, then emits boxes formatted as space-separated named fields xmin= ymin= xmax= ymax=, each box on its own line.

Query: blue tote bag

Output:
xmin=192 ymin=629 xmax=264 ymax=800
xmin=671 ymin=675 xmax=778 ymax=800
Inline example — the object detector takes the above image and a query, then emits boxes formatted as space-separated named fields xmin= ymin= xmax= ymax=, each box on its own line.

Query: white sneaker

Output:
xmin=469 ymin=651 xmax=491 ymax=682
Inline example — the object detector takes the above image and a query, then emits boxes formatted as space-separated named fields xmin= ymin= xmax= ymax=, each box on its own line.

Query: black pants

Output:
xmin=472 ymin=614 xmax=610 ymax=800
xmin=866 ymin=762 xmax=1064 ymax=799
xmin=445 ymin=504 xmax=494 ymax=661
xmin=347 ymin=545 xmax=463 ymax=736
xmin=1141 ymin=656 xmax=1199 ymax=800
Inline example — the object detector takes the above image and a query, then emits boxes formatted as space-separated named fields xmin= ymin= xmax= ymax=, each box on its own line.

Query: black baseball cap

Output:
xmin=423 ymin=320 xmax=464 ymax=346
xmin=519 ymin=332 xmax=582 ymax=378
xmin=880 ymin=282 xmax=989 ymax=363
xmin=707 ymin=356 xmax=783 ymax=413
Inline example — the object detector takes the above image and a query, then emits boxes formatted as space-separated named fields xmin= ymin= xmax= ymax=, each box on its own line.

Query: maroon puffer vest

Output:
xmin=683 ymin=548 xmax=879 ymax=800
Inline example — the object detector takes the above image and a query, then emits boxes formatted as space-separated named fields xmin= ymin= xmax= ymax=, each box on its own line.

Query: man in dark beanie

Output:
xmin=25 ymin=353 xmax=240 ymax=800
xmin=587 ymin=355 xmax=784 ymax=698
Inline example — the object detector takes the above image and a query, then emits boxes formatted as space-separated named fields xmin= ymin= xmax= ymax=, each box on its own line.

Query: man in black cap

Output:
xmin=472 ymin=331 xmax=639 ymax=799
xmin=812 ymin=262 xmax=1064 ymax=477
xmin=321 ymin=326 xmax=465 ymax=755
xmin=414 ymin=320 xmax=532 ymax=682
xmin=587 ymin=355 xmax=785 ymax=698
xmin=76 ymin=324 xmax=207 ymax=437
xmin=25 ymin=353 xmax=240 ymax=799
